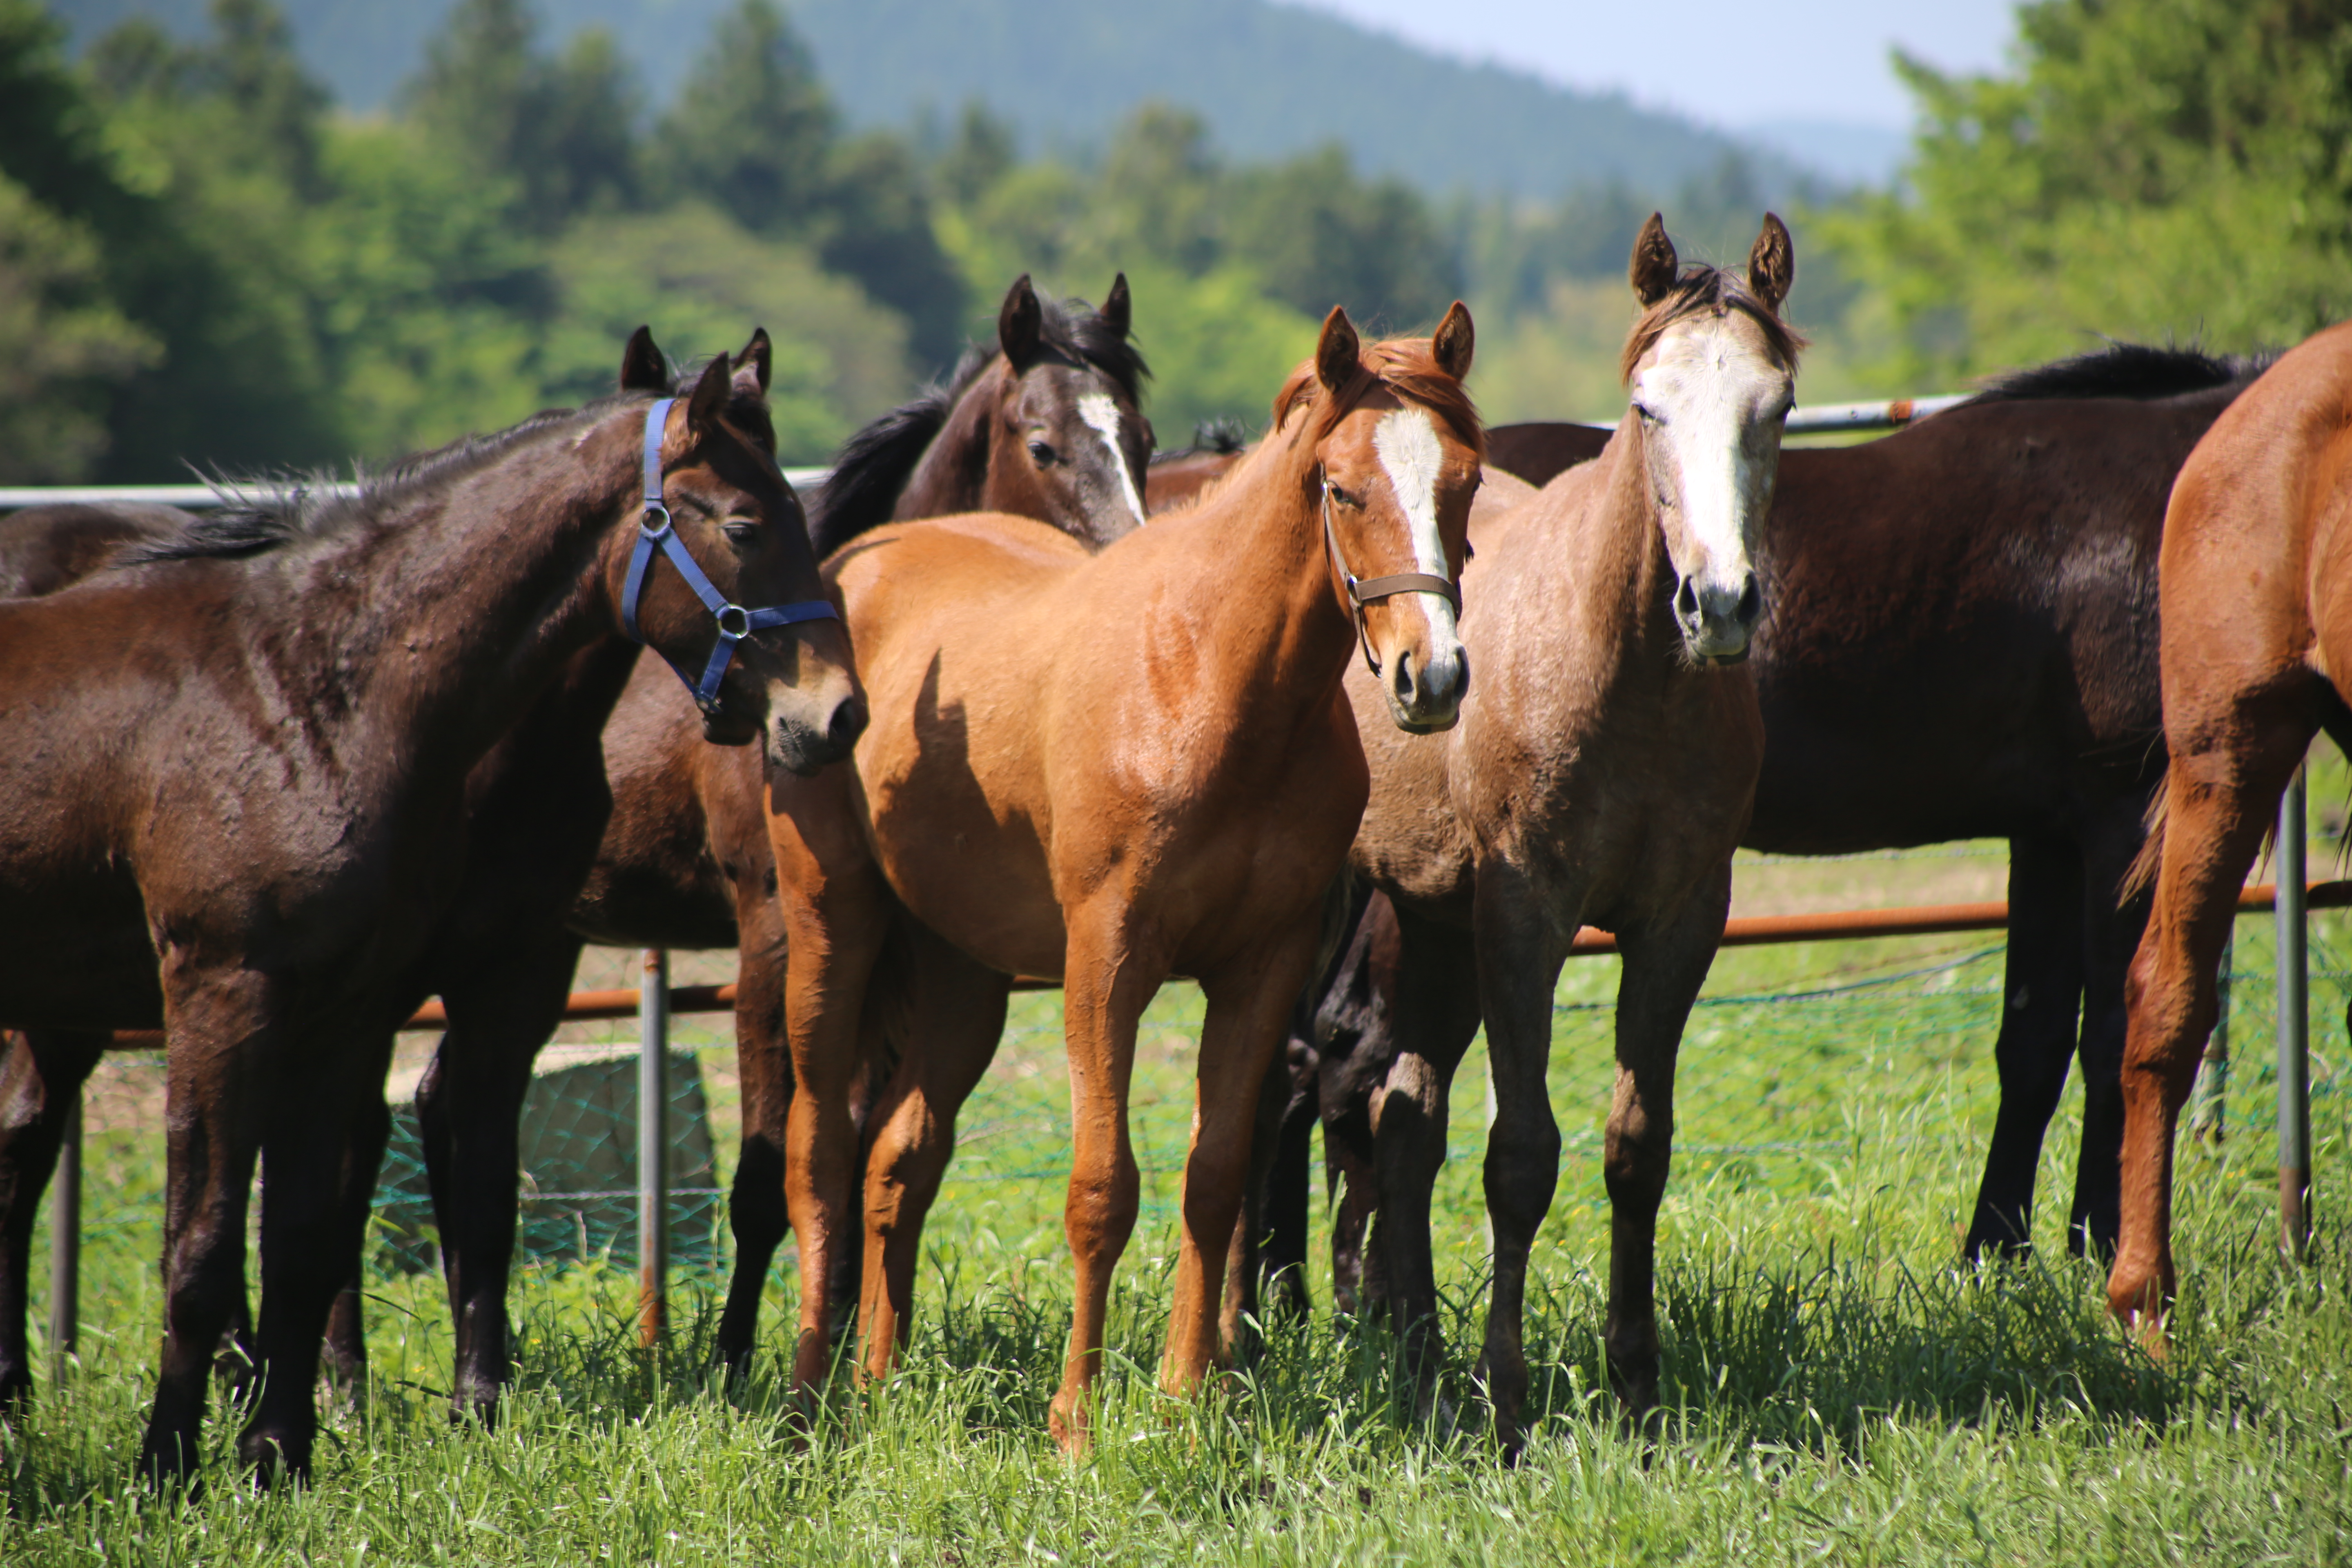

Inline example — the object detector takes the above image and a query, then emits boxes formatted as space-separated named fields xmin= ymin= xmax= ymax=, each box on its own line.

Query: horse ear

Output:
xmin=1102 ymin=272 xmax=1132 ymax=339
xmin=1316 ymin=306 xmax=1360 ymax=394
xmin=685 ymin=352 xmax=733 ymax=435
xmin=999 ymin=274 xmax=1042 ymax=368
xmin=1747 ymin=212 xmax=1795 ymax=315
xmin=732 ymin=326 xmax=772 ymax=396
xmin=1431 ymin=301 xmax=1474 ymax=382
xmin=1629 ymin=214 xmax=1678 ymax=307
xmin=619 ymin=325 xmax=668 ymax=392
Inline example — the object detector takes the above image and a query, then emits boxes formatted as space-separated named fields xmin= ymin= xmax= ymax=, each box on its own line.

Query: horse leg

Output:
xmin=0 ymin=1029 xmax=105 ymax=1412
xmin=857 ymin=925 xmax=1008 ymax=1381
xmin=319 ymin=1079 xmax=392 ymax=1406
xmin=2070 ymin=820 xmax=2152 ymax=1261
xmin=1160 ymin=920 xmax=1322 ymax=1406
xmin=2111 ymin=725 xmax=2309 ymax=1332
xmin=777 ymin=852 xmax=890 ymax=1402
xmin=1366 ymin=904 xmax=1481 ymax=1392
xmin=1963 ymin=837 xmax=2087 ymax=1259
xmin=1469 ymin=862 xmax=1571 ymax=1457
xmin=716 ymin=897 xmax=791 ymax=1383
xmin=140 ymin=967 xmax=277 ymax=1488
xmin=240 ymin=1020 xmax=392 ymax=1483
xmin=1328 ymin=1136 xmax=1379 ymax=1320
xmin=1595 ymin=872 xmax=1729 ymax=1431
xmin=1218 ymin=1023 xmax=1314 ymax=1361
xmin=1047 ymin=913 xmax=1160 ymax=1452
xmin=416 ymin=932 xmax=578 ymax=1426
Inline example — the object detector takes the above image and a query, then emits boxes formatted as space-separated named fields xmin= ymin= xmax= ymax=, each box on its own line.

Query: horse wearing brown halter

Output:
xmin=0 ymin=334 xmax=856 ymax=1485
xmin=1244 ymin=218 xmax=1798 ymax=1455
xmin=1238 ymin=341 xmax=2273 ymax=1339
xmin=762 ymin=304 xmax=1479 ymax=1448
xmin=398 ymin=274 xmax=1152 ymax=1396
xmin=2109 ymin=319 xmax=2352 ymax=1338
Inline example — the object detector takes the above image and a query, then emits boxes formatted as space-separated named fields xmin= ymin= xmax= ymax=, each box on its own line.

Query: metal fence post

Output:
xmin=48 ymin=1088 xmax=80 ymax=1379
xmin=2277 ymin=769 xmax=2312 ymax=1258
xmin=638 ymin=948 xmax=670 ymax=1346
xmin=2190 ymin=933 xmax=2233 ymax=1143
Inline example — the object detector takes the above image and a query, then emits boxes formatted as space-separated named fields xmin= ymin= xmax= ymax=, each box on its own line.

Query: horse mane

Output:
xmin=122 ymin=362 xmax=757 ymax=567
xmin=807 ymin=288 xmax=1152 ymax=558
xmin=1970 ymin=341 xmax=2278 ymax=405
xmin=1617 ymin=263 xmax=1807 ymax=384
xmin=1149 ymin=419 xmax=1249 ymax=465
xmin=1272 ymin=337 xmax=1483 ymax=456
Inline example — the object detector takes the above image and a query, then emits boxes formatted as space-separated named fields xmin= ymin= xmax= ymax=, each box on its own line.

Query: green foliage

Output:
xmin=0 ymin=172 xmax=158 ymax=481
xmin=655 ymin=0 xmax=833 ymax=234
xmin=1822 ymin=0 xmax=2352 ymax=384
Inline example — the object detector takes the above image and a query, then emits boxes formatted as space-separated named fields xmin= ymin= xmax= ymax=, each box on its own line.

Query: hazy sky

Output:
xmin=1287 ymin=0 xmax=2022 ymax=131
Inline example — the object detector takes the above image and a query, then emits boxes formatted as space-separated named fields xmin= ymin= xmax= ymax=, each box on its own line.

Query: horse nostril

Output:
xmin=1737 ymin=572 xmax=1762 ymax=625
xmin=1392 ymin=650 xmax=1417 ymax=704
xmin=1675 ymin=575 xmax=1701 ymax=625
xmin=827 ymin=693 xmax=869 ymax=753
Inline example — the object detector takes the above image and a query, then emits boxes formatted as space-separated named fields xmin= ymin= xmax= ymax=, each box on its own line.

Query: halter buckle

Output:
xmin=641 ymin=502 xmax=673 ymax=538
xmin=715 ymin=604 xmax=751 ymax=639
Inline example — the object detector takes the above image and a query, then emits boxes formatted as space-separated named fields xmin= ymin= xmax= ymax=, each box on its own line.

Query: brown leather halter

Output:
xmin=1321 ymin=469 xmax=1460 ymax=676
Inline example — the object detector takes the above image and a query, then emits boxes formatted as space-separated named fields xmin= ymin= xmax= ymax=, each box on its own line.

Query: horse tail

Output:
xmin=2120 ymin=776 xmax=2169 ymax=906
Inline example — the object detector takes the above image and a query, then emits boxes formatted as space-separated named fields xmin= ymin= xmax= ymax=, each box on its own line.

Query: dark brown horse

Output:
xmin=401 ymin=274 xmax=1152 ymax=1407
xmin=0 ymin=331 xmax=857 ymax=1484
xmin=1241 ymin=342 xmax=2273 ymax=1366
xmin=2109 ymin=320 xmax=2352 ymax=1340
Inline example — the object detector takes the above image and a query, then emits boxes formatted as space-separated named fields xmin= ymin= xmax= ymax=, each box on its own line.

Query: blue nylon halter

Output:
xmin=620 ymin=397 xmax=840 ymax=715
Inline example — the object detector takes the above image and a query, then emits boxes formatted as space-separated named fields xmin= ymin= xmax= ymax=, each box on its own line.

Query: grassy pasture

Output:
xmin=4 ymin=842 xmax=2350 ymax=1564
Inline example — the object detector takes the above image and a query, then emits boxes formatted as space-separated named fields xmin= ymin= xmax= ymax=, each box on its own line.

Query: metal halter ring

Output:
xmin=620 ymin=397 xmax=840 ymax=715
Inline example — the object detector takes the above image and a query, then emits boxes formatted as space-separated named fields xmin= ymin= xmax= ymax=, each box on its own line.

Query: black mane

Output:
xmin=1150 ymin=419 xmax=1248 ymax=465
xmin=120 ymin=359 xmax=755 ymax=567
xmin=1972 ymin=341 xmax=2277 ymax=405
xmin=807 ymin=289 xmax=1150 ymax=559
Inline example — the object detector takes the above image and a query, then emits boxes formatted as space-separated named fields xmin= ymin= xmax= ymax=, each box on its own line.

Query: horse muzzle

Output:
xmin=1675 ymin=570 xmax=1761 ymax=665
xmin=1383 ymin=641 xmax=1467 ymax=733
xmin=765 ymin=686 xmax=868 ymax=776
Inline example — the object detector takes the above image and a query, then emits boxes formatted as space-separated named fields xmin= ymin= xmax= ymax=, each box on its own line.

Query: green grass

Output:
xmin=4 ymin=888 xmax=2350 ymax=1564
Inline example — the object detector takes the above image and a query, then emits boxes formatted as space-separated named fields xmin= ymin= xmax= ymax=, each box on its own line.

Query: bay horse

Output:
xmin=0 ymin=336 xmax=804 ymax=1427
xmin=1232 ymin=218 xmax=1800 ymax=1455
xmin=0 ymin=332 xmax=857 ymax=1484
xmin=403 ymin=273 xmax=1152 ymax=1403
xmin=2109 ymin=319 xmax=2352 ymax=1337
xmin=762 ymin=303 xmax=1480 ymax=1448
xmin=1241 ymin=339 xmax=2274 ymax=1342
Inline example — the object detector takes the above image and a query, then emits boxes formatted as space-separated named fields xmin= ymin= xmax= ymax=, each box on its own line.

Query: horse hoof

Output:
xmin=236 ymin=1425 xmax=314 ymax=1487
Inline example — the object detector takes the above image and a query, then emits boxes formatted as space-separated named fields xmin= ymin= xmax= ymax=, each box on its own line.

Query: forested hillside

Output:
xmin=52 ymin=0 xmax=1801 ymax=198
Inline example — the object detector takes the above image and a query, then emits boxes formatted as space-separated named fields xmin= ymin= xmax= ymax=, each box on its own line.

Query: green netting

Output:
xmin=370 ymin=1045 xmax=723 ymax=1274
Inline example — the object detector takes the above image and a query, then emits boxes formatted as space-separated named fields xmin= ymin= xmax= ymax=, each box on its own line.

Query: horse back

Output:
xmin=1747 ymin=392 xmax=2232 ymax=852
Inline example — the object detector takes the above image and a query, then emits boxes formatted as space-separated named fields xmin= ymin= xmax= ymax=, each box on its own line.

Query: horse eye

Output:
xmin=1028 ymin=440 xmax=1058 ymax=464
xmin=722 ymin=520 xmax=760 ymax=546
xmin=1634 ymin=403 xmax=1661 ymax=425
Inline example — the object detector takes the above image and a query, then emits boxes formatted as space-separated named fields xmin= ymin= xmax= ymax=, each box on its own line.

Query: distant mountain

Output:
xmin=51 ymin=0 xmax=1824 ymax=198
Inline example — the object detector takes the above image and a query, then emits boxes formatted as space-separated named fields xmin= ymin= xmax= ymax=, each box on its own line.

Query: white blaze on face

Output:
xmin=1633 ymin=315 xmax=1786 ymax=604
xmin=1078 ymin=392 xmax=1148 ymax=526
xmin=1372 ymin=408 xmax=1465 ymax=694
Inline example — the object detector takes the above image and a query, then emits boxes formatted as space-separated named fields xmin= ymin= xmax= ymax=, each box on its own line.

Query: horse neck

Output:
xmin=286 ymin=433 xmax=634 ymax=777
xmin=1176 ymin=427 xmax=1359 ymax=713
xmin=893 ymin=360 xmax=1000 ymax=519
xmin=1563 ymin=423 xmax=1688 ymax=681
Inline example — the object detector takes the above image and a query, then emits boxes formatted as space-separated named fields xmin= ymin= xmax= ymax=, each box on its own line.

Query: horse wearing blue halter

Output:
xmin=621 ymin=396 xmax=841 ymax=714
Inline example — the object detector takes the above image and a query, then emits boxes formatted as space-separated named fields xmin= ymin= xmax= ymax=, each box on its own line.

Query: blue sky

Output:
xmin=1289 ymin=0 xmax=2021 ymax=133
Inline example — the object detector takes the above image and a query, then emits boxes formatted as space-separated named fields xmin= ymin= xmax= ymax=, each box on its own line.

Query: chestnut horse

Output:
xmin=764 ymin=304 xmax=1479 ymax=1448
xmin=2110 ymin=319 xmax=2352 ymax=1336
xmin=1243 ymin=340 xmax=2272 ymax=1336
xmin=1252 ymin=218 xmax=1798 ymax=1454
xmin=401 ymin=274 xmax=1151 ymax=1401
xmin=0 ymin=334 xmax=856 ymax=1484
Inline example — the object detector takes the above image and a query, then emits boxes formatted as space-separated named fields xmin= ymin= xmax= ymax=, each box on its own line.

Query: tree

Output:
xmin=658 ymin=0 xmax=835 ymax=233
xmin=404 ymin=0 xmax=639 ymax=232
xmin=1227 ymin=145 xmax=1461 ymax=330
xmin=0 ymin=172 xmax=158 ymax=481
xmin=1823 ymin=0 xmax=2352 ymax=383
